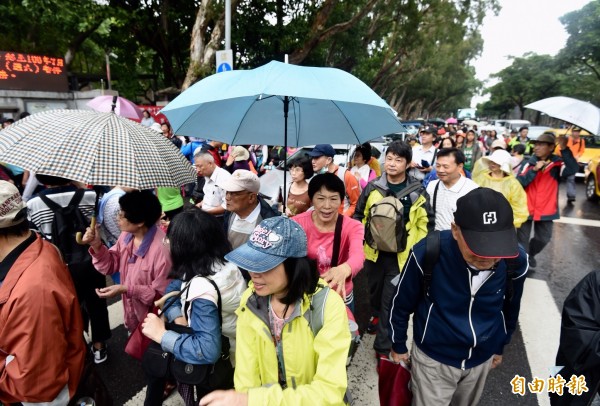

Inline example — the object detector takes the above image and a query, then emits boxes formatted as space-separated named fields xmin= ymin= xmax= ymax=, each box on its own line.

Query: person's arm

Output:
xmin=0 ymin=277 xmax=82 ymax=402
xmin=558 ymin=146 xmax=579 ymax=178
xmin=509 ymin=179 xmax=530 ymax=228
xmin=243 ymin=292 xmax=350 ymax=405
xmin=160 ymin=298 xmax=221 ymax=364
xmin=389 ymin=249 xmax=424 ymax=355
xmin=343 ymin=171 xmax=360 ymax=217
xmin=516 ymin=157 xmax=540 ymax=187
xmin=162 ymin=279 xmax=184 ymax=323
xmin=557 ymin=271 xmax=600 ymax=372
xmin=499 ymin=247 xmax=528 ymax=353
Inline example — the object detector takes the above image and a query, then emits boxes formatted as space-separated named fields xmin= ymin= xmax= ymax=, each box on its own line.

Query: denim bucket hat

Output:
xmin=225 ymin=216 xmax=307 ymax=273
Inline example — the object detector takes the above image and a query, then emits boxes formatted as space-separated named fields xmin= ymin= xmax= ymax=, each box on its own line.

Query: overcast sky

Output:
xmin=470 ymin=0 xmax=592 ymax=107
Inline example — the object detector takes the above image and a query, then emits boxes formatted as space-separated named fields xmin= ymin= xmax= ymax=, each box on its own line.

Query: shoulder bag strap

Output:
xmin=432 ymin=180 xmax=441 ymax=214
xmin=331 ymin=215 xmax=344 ymax=267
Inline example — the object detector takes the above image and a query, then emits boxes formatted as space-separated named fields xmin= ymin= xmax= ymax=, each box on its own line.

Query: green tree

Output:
xmin=480 ymin=54 xmax=566 ymax=119
xmin=560 ymin=0 xmax=600 ymax=81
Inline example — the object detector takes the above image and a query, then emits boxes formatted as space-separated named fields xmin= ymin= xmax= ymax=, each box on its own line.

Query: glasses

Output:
xmin=162 ymin=235 xmax=170 ymax=245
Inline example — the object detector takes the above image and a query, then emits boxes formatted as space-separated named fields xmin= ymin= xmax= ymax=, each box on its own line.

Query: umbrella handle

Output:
xmin=76 ymin=215 xmax=96 ymax=245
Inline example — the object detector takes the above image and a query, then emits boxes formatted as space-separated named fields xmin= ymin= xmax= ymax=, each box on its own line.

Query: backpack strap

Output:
xmin=305 ymin=285 xmax=329 ymax=337
xmin=422 ymin=230 xmax=440 ymax=297
xmin=393 ymin=182 xmax=423 ymax=200
xmin=432 ymin=180 xmax=441 ymax=214
xmin=331 ymin=215 xmax=343 ymax=267
xmin=39 ymin=188 xmax=85 ymax=213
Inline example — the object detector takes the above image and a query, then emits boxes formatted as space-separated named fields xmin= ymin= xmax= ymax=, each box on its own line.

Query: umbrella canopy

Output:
xmin=525 ymin=96 xmax=600 ymax=135
xmin=161 ymin=60 xmax=405 ymax=147
xmin=446 ymin=117 xmax=457 ymax=124
xmin=87 ymin=95 xmax=144 ymax=120
xmin=462 ymin=119 xmax=480 ymax=127
xmin=0 ymin=109 xmax=196 ymax=190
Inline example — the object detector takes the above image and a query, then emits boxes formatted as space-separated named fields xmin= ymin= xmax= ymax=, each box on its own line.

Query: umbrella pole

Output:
xmin=283 ymin=96 xmax=289 ymax=212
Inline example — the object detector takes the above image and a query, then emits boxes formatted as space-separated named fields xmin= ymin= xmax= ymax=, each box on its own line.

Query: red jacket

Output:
xmin=0 ymin=234 xmax=85 ymax=403
xmin=517 ymin=149 xmax=578 ymax=221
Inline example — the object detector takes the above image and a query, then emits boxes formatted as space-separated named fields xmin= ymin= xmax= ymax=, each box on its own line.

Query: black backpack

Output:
xmin=39 ymin=189 xmax=92 ymax=266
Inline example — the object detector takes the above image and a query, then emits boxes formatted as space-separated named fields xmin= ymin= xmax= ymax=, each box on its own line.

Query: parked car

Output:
xmin=504 ymin=120 xmax=531 ymax=131
xmin=585 ymin=155 xmax=600 ymax=201
xmin=526 ymin=126 xmax=553 ymax=141
xmin=547 ymin=129 xmax=600 ymax=178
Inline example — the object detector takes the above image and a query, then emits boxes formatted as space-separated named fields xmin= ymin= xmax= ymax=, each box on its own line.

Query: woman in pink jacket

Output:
xmin=83 ymin=190 xmax=172 ymax=333
xmin=293 ymin=173 xmax=365 ymax=312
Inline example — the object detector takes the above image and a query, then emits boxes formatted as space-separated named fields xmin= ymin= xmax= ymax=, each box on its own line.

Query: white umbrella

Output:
xmin=525 ymin=96 xmax=600 ymax=135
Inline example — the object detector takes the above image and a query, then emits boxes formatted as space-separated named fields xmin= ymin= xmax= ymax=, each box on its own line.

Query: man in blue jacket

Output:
xmin=389 ymin=187 xmax=528 ymax=406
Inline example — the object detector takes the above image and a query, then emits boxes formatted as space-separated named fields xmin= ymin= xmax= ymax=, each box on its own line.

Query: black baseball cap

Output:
xmin=420 ymin=125 xmax=435 ymax=134
xmin=454 ymin=188 xmax=518 ymax=258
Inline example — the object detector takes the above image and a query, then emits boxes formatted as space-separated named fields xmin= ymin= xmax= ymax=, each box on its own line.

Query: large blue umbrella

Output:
xmin=161 ymin=60 xmax=404 ymax=146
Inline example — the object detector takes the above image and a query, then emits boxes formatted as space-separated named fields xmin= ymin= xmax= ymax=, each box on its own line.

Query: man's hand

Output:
xmin=557 ymin=135 xmax=568 ymax=150
xmin=390 ymin=350 xmax=410 ymax=365
xmin=533 ymin=160 xmax=548 ymax=172
xmin=491 ymin=354 xmax=503 ymax=369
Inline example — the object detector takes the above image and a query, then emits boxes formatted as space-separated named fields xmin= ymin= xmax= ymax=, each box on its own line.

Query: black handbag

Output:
xmin=142 ymin=278 xmax=234 ymax=389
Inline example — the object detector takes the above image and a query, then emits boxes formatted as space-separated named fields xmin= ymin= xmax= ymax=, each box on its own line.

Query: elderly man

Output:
xmin=389 ymin=188 xmax=528 ymax=406
xmin=219 ymin=170 xmax=279 ymax=250
xmin=218 ymin=170 xmax=279 ymax=281
xmin=194 ymin=151 xmax=232 ymax=219
xmin=0 ymin=181 xmax=85 ymax=404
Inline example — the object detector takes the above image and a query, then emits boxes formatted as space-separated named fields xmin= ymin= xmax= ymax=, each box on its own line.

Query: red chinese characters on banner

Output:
xmin=0 ymin=51 xmax=68 ymax=92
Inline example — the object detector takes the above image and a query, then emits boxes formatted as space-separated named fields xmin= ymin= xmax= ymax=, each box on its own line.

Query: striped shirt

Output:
xmin=27 ymin=187 xmax=95 ymax=240
xmin=426 ymin=176 xmax=479 ymax=231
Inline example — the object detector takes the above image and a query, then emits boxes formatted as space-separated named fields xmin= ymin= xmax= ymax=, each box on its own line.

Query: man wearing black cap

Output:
xmin=309 ymin=144 xmax=360 ymax=217
xmin=388 ymin=188 xmax=528 ymax=406
xmin=517 ymin=132 xmax=578 ymax=268
xmin=409 ymin=126 xmax=437 ymax=181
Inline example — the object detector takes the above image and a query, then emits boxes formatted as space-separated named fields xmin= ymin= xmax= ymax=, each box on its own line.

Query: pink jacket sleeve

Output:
xmin=340 ymin=216 xmax=365 ymax=278
xmin=89 ymin=240 xmax=122 ymax=276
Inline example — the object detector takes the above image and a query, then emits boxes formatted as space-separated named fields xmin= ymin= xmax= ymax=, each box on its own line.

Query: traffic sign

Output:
xmin=216 ymin=50 xmax=233 ymax=73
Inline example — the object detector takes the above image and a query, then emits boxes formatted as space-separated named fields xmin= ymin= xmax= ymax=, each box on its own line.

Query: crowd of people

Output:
xmin=1 ymin=114 xmax=599 ymax=406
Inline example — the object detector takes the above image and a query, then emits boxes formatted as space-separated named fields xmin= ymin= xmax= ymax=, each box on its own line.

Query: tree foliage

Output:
xmin=1 ymin=0 xmax=498 ymax=118
xmin=480 ymin=0 xmax=600 ymax=119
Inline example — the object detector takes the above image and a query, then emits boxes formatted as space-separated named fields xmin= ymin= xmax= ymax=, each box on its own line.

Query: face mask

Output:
xmin=318 ymin=167 xmax=328 ymax=175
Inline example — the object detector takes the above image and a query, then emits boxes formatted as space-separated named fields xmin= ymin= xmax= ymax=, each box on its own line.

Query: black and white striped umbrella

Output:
xmin=0 ymin=109 xmax=196 ymax=189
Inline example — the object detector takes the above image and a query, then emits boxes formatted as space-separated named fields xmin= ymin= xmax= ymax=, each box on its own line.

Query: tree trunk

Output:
xmin=182 ymin=0 xmax=240 ymax=90
xmin=289 ymin=0 xmax=378 ymax=65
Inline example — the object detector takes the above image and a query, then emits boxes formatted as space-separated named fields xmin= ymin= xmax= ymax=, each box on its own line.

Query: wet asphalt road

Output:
xmin=94 ymin=182 xmax=599 ymax=405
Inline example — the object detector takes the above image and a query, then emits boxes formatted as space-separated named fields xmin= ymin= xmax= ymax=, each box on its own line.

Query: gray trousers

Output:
xmin=517 ymin=220 xmax=554 ymax=258
xmin=566 ymin=174 xmax=577 ymax=199
xmin=411 ymin=345 xmax=493 ymax=406
xmin=365 ymin=252 xmax=399 ymax=354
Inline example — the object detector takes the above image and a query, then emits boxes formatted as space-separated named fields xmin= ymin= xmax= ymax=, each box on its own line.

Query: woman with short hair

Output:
xmin=285 ymin=156 xmax=314 ymax=217
xmin=199 ymin=216 xmax=351 ymax=406
xmin=292 ymin=173 xmax=365 ymax=312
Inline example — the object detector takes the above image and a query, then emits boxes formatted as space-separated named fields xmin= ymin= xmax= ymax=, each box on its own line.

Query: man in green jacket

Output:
xmin=354 ymin=141 xmax=433 ymax=366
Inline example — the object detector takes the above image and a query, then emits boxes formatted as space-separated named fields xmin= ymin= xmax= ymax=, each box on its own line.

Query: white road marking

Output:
xmin=556 ymin=216 xmax=600 ymax=228
xmin=519 ymin=278 xmax=562 ymax=406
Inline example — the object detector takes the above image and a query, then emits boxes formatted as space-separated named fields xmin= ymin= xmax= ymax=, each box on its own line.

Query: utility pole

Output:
xmin=225 ymin=0 xmax=231 ymax=50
